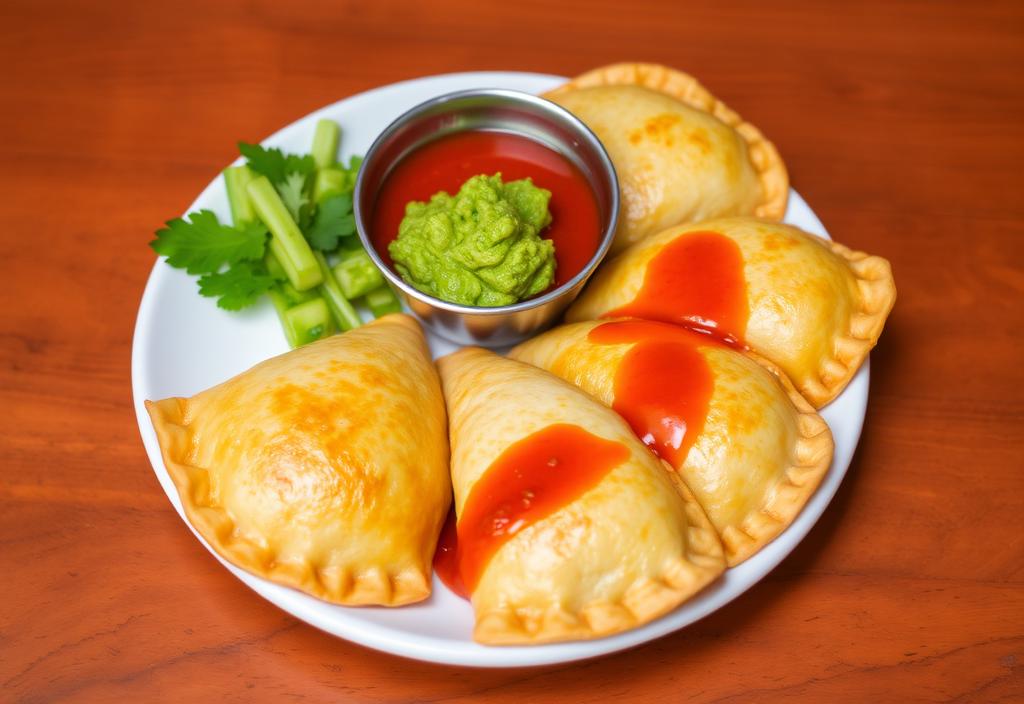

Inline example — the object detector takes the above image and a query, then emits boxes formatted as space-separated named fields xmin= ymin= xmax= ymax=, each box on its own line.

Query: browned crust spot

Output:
xmin=544 ymin=62 xmax=789 ymax=220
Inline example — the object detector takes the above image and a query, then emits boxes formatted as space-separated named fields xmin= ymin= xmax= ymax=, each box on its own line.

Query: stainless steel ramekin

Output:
xmin=353 ymin=88 xmax=619 ymax=347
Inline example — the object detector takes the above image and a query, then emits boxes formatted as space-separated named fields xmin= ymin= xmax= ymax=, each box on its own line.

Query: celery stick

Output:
xmin=247 ymin=175 xmax=322 ymax=291
xmin=284 ymin=297 xmax=335 ymax=346
xmin=268 ymin=283 xmax=326 ymax=347
xmin=334 ymin=248 xmax=385 ymax=299
xmin=314 ymin=251 xmax=362 ymax=331
xmin=313 ymin=167 xmax=347 ymax=203
xmin=264 ymin=250 xmax=287 ymax=280
xmin=223 ymin=165 xmax=257 ymax=225
xmin=267 ymin=286 xmax=300 ymax=348
xmin=311 ymin=119 xmax=340 ymax=170
xmin=280 ymin=280 xmax=318 ymax=306
xmin=343 ymin=155 xmax=363 ymax=190
xmin=364 ymin=284 xmax=402 ymax=317
xmin=266 ymin=237 xmax=307 ymax=292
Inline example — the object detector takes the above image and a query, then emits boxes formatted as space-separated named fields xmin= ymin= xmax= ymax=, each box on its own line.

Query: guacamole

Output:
xmin=388 ymin=174 xmax=556 ymax=307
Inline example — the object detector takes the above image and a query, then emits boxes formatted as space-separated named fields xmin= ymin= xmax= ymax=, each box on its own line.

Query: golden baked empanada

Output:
xmin=544 ymin=62 xmax=788 ymax=252
xmin=438 ymin=347 xmax=724 ymax=644
xmin=566 ymin=217 xmax=896 ymax=407
xmin=510 ymin=320 xmax=834 ymax=565
xmin=145 ymin=314 xmax=450 ymax=606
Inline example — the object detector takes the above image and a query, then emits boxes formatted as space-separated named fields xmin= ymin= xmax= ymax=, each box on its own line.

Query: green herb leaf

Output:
xmin=278 ymin=171 xmax=311 ymax=223
xmin=306 ymin=192 xmax=356 ymax=251
xmin=238 ymin=143 xmax=315 ymax=228
xmin=150 ymin=210 xmax=268 ymax=275
xmin=197 ymin=261 xmax=277 ymax=310
xmin=285 ymin=153 xmax=316 ymax=178
xmin=238 ymin=142 xmax=315 ymax=185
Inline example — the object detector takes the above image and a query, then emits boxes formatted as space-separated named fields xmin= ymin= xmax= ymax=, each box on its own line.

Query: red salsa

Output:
xmin=371 ymin=130 xmax=601 ymax=290
xmin=589 ymin=320 xmax=721 ymax=469
xmin=433 ymin=423 xmax=629 ymax=598
xmin=608 ymin=231 xmax=750 ymax=346
xmin=433 ymin=508 xmax=466 ymax=598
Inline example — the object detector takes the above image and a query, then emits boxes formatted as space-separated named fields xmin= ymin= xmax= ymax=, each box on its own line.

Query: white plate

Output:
xmin=132 ymin=71 xmax=867 ymax=667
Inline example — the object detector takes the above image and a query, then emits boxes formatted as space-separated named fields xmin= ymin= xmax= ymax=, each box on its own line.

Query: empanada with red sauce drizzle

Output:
xmin=566 ymin=217 xmax=896 ymax=407
xmin=438 ymin=347 xmax=724 ymax=644
xmin=511 ymin=320 xmax=834 ymax=565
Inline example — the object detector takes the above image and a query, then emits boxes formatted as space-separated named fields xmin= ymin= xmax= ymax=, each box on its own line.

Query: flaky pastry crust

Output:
xmin=146 ymin=314 xmax=450 ymax=607
xmin=565 ymin=217 xmax=896 ymax=408
xmin=545 ymin=62 xmax=788 ymax=251
xmin=438 ymin=348 xmax=725 ymax=644
xmin=510 ymin=321 xmax=834 ymax=566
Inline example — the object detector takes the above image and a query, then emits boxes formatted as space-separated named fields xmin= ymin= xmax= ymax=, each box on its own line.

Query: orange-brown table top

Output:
xmin=2 ymin=1 xmax=1021 ymax=701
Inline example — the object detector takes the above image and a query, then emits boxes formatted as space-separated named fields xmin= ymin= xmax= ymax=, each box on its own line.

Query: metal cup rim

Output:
xmin=352 ymin=87 xmax=619 ymax=316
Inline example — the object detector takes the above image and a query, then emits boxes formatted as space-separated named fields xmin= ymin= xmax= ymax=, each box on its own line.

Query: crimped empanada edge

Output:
xmin=800 ymin=239 xmax=897 ymax=407
xmin=144 ymin=397 xmax=432 ymax=608
xmin=542 ymin=62 xmax=789 ymax=222
xmin=718 ymin=353 xmax=835 ymax=566
xmin=472 ymin=464 xmax=726 ymax=646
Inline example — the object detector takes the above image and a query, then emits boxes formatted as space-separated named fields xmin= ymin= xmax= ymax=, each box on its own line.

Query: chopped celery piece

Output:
xmin=280 ymin=280 xmax=318 ymax=306
xmin=268 ymin=284 xmax=331 ymax=348
xmin=334 ymin=248 xmax=385 ymax=299
xmin=266 ymin=237 xmax=313 ymax=292
xmin=311 ymin=119 xmax=340 ymax=170
xmin=313 ymin=167 xmax=347 ymax=203
xmin=343 ymin=155 xmax=362 ymax=190
xmin=283 ymin=297 xmax=335 ymax=346
xmin=267 ymin=286 xmax=300 ymax=348
xmin=364 ymin=284 xmax=402 ymax=317
xmin=247 ymin=175 xmax=322 ymax=291
xmin=264 ymin=250 xmax=287 ymax=280
xmin=313 ymin=252 xmax=362 ymax=331
xmin=223 ymin=165 xmax=257 ymax=225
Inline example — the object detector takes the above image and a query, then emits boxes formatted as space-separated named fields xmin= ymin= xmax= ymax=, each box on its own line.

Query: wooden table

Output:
xmin=3 ymin=1 xmax=1022 ymax=701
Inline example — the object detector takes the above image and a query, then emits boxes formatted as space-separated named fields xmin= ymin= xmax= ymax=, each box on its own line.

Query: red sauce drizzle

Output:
xmin=370 ymin=130 xmax=601 ymax=289
xmin=607 ymin=231 xmax=750 ymax=346
xmin=589 ymin=320 xmax=719 ymax=469
xmin=447 ymin=423 xmax=629 ymax=595
xmin=432 ymin=508 xmax=467 ymax=599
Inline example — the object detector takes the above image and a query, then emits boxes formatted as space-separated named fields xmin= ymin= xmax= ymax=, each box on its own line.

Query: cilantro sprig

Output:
xmin=150 ymin=211 xmax=268 ymax=275
xmin=150 ymin=210 xmax=276 ymax=310
xmin=198 ymin=262 xmax=280 ymax=311
xmin=150 ymin=118 xmax=399 ymax=346
xmin=306 ymin=192 xmax=356 ymax=251
xmin=237 ymin=142 xmax=315 ymax=187
xmin=238 ymin=142 xmax=316 ymax=225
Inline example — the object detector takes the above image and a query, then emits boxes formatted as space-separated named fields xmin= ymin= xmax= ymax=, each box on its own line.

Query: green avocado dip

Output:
xmin=387 ymin=173 xmax=556 ymax=307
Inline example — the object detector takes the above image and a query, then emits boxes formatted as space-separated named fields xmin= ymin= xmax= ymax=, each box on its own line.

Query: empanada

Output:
xmin=566 ymin=217 xmax=896 ymax=407
xmin=438 ymin=347 xmax=724 ymax=644
xmin=510 ymin=320 xmax=834 ymax=566
xmin=544 ymin=62 xmax=788 ymax=252
xmin=146 ymin=314 xmax=450 ymax=606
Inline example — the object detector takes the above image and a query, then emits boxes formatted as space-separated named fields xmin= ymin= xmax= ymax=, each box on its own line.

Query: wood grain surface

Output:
xmin=2 ymin=0 xmax=1022 ymax=701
